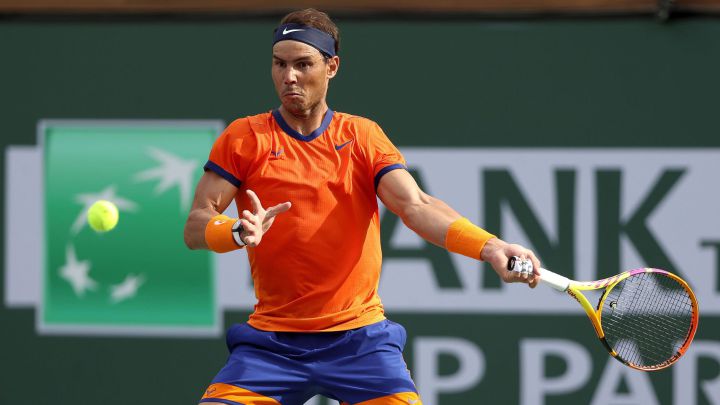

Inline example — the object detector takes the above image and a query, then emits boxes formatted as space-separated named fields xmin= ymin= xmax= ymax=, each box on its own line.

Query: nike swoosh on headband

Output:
xmin=283 ymin=28 xmax=305 ymax=35
xmin=273 ymin=24 xmax=336 ymax=57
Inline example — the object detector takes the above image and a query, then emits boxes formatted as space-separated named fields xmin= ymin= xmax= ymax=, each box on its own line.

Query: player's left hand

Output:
xmin=239 ymin=189 xmax=291 ymax=247
xmin=480 ymin=238 xmax=541 ymax=288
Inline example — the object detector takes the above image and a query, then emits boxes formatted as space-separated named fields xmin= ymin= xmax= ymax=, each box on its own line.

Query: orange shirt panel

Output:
xmin=206 ymin=110 xmax=406 ymax=331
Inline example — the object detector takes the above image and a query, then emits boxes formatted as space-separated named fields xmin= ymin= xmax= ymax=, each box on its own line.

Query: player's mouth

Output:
xmin=283 ymin=88 xmax=303 ymax=97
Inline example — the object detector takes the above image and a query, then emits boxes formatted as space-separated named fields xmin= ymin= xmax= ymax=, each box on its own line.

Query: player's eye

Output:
xmin=298 ymin=62 xmax=310 ymax=69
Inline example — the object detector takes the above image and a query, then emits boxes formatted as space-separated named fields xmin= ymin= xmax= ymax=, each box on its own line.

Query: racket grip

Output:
xmin=507 ymin=256 xmax=570 ymax=292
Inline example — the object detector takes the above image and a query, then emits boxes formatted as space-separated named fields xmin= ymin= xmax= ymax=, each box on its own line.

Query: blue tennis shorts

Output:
xmin=199 ymin=319 xmax=421 ymax=405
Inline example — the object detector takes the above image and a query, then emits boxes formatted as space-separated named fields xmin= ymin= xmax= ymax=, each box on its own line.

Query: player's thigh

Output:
xmin=322 ymin=320 xmax=420 ymax=404
xmin=199 ymin=323 xmax=312 ymax=404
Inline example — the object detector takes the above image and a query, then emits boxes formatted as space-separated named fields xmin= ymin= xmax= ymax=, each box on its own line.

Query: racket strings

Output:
xmin=611 ymin=275 xmax=692 ymax=364
xmin=600 ymin=272 xmax=694 ymax=368
xmin=604 ymin=274 xmax=692 ymax=366
xmin=607 ymin=293 xmax=684 ymax=364
xmin=605 ymin=292 xmax=681 ymax=365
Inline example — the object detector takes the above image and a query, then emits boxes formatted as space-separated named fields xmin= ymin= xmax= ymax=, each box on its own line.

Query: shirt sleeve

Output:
xmin=366 ymin=121 xmax=407 ymax=189
xmin=204 ymin=118 xmax=256 ymax=188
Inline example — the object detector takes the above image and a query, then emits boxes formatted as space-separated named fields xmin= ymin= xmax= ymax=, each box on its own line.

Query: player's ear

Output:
xmin=326 ymin=56 xmax=340 ymax=79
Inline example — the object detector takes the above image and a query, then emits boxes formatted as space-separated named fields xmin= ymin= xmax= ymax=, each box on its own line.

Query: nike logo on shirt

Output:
xmin=335 ymin=140 xmax=353 ymax=151
xmin=283 ymin=28 xmax=305 ymax=35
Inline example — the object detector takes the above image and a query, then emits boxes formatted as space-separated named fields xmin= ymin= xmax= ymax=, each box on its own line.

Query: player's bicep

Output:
xmin=191 ymin=170 xmax=238 ymax=214
xmin=376 ymin=168 xmax=428 ymax=217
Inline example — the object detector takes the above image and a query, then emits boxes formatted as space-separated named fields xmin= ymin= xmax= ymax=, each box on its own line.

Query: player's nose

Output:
xmin=283 ymin=68 xmax=298 ymax=84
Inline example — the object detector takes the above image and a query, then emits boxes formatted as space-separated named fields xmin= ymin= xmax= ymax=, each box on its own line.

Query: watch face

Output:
xmin=231 ymin=220 xmax=246 ymax=246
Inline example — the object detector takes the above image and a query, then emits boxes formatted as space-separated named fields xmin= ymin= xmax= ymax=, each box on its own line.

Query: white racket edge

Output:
xmin=537 ymin=268 xmax=571 ymax=292
xmin=508 ymin=256 xmax=572 ymax=291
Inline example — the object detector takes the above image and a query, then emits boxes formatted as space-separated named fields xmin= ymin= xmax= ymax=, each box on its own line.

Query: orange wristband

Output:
xmin=445 ymin=217 xmax=496 ymax=260
xmin=205 ymin=214 xmax=244 ymax=253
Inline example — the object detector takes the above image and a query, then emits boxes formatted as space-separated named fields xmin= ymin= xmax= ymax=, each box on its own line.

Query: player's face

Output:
xmin=272 ymin=40 xmax=339 ymax=115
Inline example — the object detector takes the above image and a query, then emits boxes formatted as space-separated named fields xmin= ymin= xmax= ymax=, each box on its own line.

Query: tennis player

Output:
xmin=184 ymin=8 xmax=541 ymax=405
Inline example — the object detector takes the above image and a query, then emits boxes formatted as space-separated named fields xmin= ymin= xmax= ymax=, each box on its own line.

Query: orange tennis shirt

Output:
xmin=204 ymin=109 xmax=406 ymax=332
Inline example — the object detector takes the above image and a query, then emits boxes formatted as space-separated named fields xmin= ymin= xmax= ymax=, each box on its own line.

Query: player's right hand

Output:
xmin=239 ymin=189 xmax=291 ymax=247
xmin=480 ymin=238 xmax=541 ymax=288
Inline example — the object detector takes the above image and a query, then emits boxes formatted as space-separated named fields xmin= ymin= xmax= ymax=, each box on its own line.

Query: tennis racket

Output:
xmin=507 ymin=256 xmax=699 ymax=371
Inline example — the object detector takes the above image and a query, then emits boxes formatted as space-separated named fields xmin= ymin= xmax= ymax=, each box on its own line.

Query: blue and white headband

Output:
xmin=273 ymin=23 xmax=337 ymax=58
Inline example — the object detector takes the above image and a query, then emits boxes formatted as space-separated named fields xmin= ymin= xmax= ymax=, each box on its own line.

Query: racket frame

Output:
xmin=540 ymin=267 xmax=699 ymax=371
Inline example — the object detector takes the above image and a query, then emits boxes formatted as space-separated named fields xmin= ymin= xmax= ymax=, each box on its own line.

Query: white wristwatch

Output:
xmin=231 ymin=220 xmax=246 ymax=246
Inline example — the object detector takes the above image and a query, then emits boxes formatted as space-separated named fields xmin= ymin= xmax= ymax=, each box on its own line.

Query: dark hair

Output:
xmin=279 ymin=8 xmax=340 ymax=55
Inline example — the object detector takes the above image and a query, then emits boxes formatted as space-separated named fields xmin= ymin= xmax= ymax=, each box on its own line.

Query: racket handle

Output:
xmin=537 ymin=268 xmax=571 ymax=292
xmin=507 ymin=256 xmax=570 ymax=292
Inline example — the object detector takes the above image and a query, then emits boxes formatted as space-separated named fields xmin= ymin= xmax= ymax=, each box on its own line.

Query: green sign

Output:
xmin=41 ymin=121 xmax=222 ymax=336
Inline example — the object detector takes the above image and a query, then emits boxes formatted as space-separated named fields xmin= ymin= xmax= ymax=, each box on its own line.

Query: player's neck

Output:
xmin=278 ymin=102 xmax=329 ymax=135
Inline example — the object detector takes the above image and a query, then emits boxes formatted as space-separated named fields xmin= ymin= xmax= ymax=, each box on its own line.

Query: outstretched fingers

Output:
xmin=266 ymin=202 xmax=292 ymax=219
xmin=239 ymin=190 xmax=291 ymax=247
xmin=246 ymin=189 xmax=264 ymax=214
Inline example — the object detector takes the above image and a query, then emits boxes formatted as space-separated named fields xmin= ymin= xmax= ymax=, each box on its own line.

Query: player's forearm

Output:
xmin=184 ymin=207 xmax=216 ymax=250
xmin=399 ymin=195 xmax=461 ymax=247
xmin=394 ymin=193 xmax=498 ymax=263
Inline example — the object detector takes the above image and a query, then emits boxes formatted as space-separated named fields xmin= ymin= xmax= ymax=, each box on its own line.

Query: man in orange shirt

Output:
xmin=185 ymin=8 xmax=541 ymax=405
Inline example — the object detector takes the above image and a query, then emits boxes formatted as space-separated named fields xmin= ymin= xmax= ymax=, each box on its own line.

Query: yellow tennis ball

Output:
xmin=87 ymin=200 xmax=119 ymax=232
